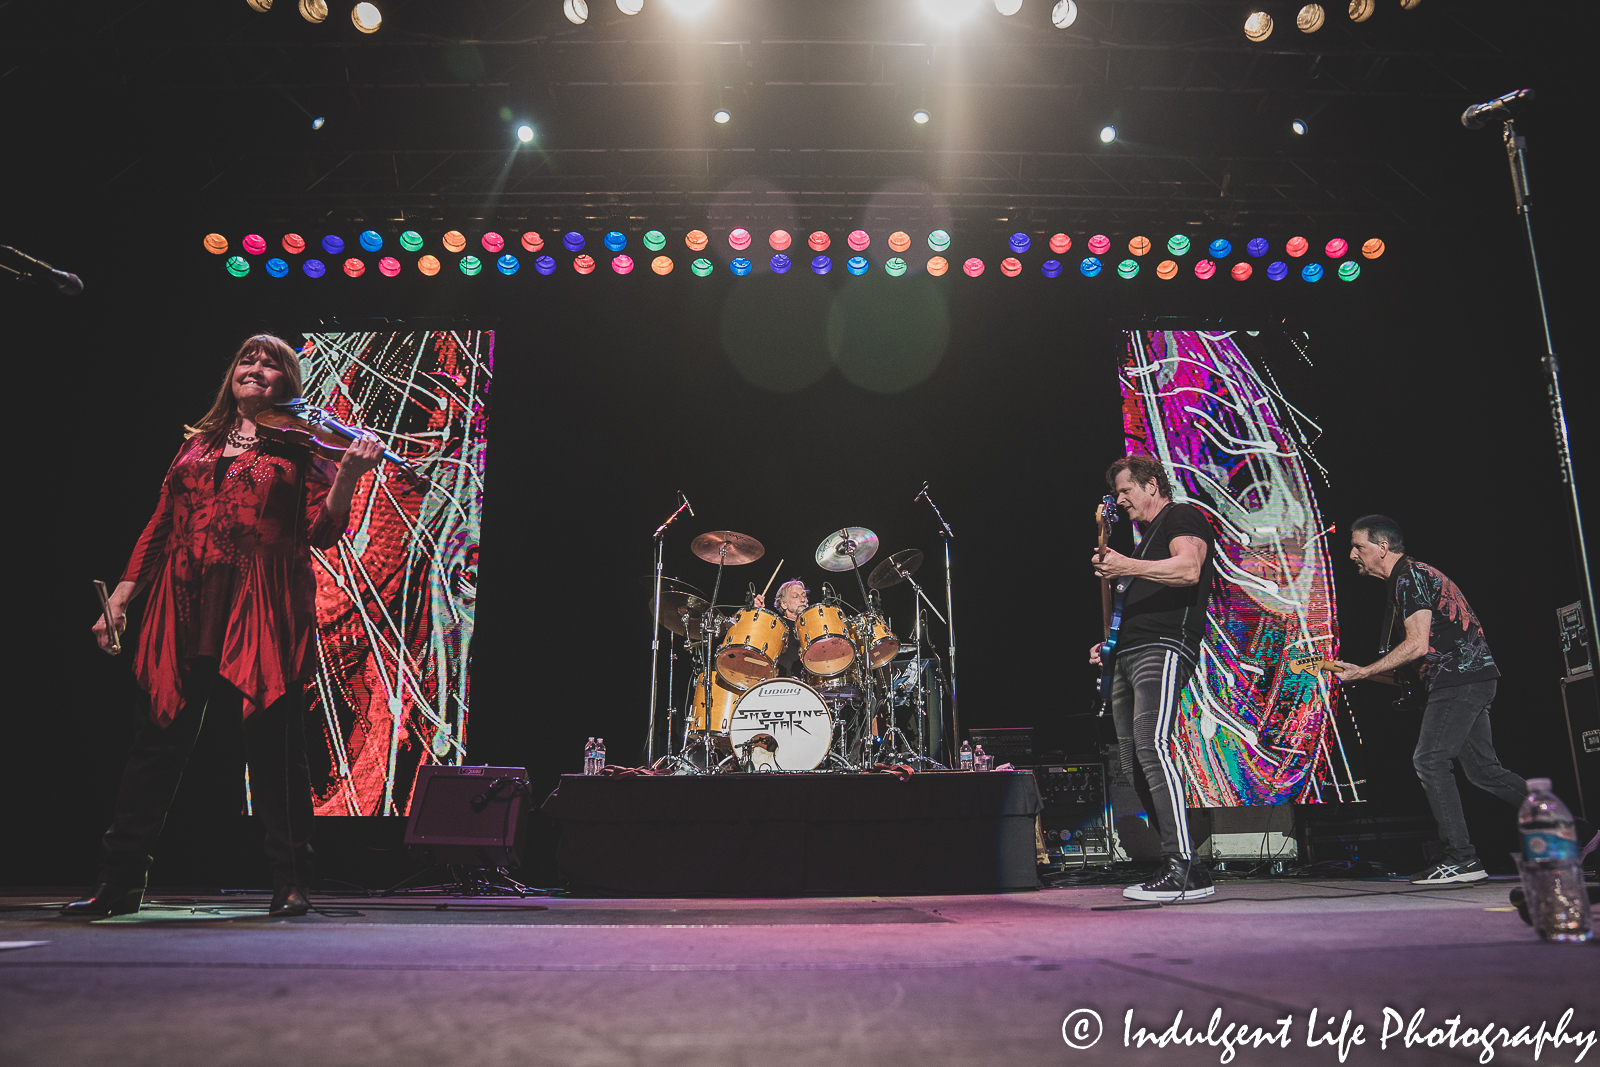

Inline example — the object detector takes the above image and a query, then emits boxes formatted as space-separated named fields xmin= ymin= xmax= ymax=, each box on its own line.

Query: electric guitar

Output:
xmin=1286 ymin=653 xmax=1424 ymax=711
xmin=1094 ymin=494 xmax=1125 ymax=715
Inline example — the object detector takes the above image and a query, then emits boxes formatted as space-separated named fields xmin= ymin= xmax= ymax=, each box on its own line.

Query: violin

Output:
xmin=256 ymin=399 xmax=432 ymax=491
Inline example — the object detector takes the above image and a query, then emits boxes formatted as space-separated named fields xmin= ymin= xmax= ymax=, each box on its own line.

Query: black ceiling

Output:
xmin=7 ymin=0 xmax=1569 ymax=228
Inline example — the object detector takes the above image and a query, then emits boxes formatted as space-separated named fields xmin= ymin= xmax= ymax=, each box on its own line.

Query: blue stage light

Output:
xmin=812 ymin=255 xmax=832 ymax=274
xmin=1301 ymin=262 xmax=1324 ymax=282
xmin=1208 ymin=238 xmax=1232 ymax=258
xmin=303 ymin=259 xmax=326 ymax=278
xmin=265 ymin=258 xmax=289 ymax=278
xmin=1041 ymin=259 xmax=1062 ymax=278
xmin=359 ymin=230 xmax=383 ymax=252
xmin=604 ymin=231 xmax=627 ymax=252
xmin=562 ymin=232 xmax=586 ymax=252
xmin=497 ymin=254 xmax=519 ymax=275
xmin=771 ymin=254 xmax=791 ymax=274
xmin=731 ymin=257 xmax=752 ymax=276
xmin=535 ymin=255 xmax=557 ymax=274
xmin=847 ymin=256 xmax=869 ymax=275
xmin=1267 ymin=261 xmax=1289 ymax=281
xmin=1080 ymin=256 xmax=1103 ymax=277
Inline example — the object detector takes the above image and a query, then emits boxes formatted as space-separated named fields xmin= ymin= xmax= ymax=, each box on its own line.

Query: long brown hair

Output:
xmin=184 ymin=334 xmax=305 ymax=441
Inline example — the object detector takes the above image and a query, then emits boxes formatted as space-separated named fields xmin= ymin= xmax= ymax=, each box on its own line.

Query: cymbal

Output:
xmin=691 ymin=530 xmax=765 ymax=566
xmin=815 ymin=527 xmax=879 ymax=573
xmin=868 ymin=549 xmax=924 ymax=590
xmin=649 ymin=588 xmax=710 ymax=639
xmin=640 ymin=575 xmax=706 ymax=597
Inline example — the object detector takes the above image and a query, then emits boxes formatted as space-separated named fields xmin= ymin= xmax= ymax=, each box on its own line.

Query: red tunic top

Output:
xmin=121 ymin=436 xmax=344 ymax=727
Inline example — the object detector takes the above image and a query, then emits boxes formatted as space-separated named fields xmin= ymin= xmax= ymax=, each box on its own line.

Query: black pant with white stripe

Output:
xmin=1110 ymin=644 xmax=1197 ymax=859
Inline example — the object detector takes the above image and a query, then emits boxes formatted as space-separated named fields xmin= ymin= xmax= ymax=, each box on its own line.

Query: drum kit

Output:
xmin=645 ymin=524 xmax=955 ymax=774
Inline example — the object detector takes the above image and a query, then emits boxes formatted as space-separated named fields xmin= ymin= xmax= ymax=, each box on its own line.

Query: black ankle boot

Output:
xmin=61 ymin=883 xmax=144 ymax=918
xmin=269 ymin=885 xmax=310 ymax=918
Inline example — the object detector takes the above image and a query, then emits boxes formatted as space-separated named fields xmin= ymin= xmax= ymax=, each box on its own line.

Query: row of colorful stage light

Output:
xmin=218 ymin=250 xmax=1369 ymax=282
xmin=204 ymin=228 xmax=1387 ymax=260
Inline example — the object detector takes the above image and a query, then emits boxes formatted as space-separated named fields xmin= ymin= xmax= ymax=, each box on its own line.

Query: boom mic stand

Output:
xmin=915 ymin=484 xmax=960 ymax=753
xmin=892 ymin=561 xmax=948 ymax=768
xmin=646 ymin=495 xmax=692 ymax=764
xmin=1487 ymin=116 xmax=1598 ymax=683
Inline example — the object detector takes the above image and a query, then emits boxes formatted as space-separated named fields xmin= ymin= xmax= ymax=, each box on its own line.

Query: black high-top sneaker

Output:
xmin=1123 ymin=855 xmax=1216 ymax=902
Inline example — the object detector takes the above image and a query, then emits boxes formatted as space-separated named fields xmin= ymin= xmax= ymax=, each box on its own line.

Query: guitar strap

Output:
xmin=1378 ymin=554 xmax=1412 ymax=655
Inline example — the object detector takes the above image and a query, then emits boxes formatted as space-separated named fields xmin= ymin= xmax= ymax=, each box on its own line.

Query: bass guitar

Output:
xmin=1095 ymin=494 xmax=1125 ymax=715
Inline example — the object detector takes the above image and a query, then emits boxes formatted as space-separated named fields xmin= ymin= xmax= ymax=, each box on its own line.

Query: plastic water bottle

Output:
xmin=973 ymin=744 xmax=989 ymax=772
xmin=1517 ymin=778 xmax=1592 ymax=942
xmin=594 ymin=737 xmax=606 ymax=774
xmin=959 ymin=740 xmax=973 ymax=772
xmin=583 ymin=737 xmax=596 ymax=775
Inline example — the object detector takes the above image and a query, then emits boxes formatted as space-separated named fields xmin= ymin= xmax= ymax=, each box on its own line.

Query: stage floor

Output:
xmin=3 ymin=878 xmax=1596 ymax=1066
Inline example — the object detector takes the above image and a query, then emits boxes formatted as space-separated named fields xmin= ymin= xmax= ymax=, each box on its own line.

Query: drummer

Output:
xmin=753 ymin=580 xmax=808 ymax=678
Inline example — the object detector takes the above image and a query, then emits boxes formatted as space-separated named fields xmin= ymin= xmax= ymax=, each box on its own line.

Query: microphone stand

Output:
xmin=893 ymin=561 xmax=947 ymax=767
xmin=646 ymin=497 xmax=691 ymax=765
xmin=1497 ymin=119 xmax=1598 ymax=678
xmin=916 ymin=486 xmax=960 ymax=758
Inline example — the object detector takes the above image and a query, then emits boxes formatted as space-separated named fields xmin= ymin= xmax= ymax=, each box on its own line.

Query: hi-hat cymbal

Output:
xmin=868 ymin=549 xmax=925 ymax=590
xmin=649 ymin=589 xmax=711 ymax=639
xmin=691 ymin=530 xmax=765 ymax=566
xmin=815 ymin=527 xmax=879 ymax=572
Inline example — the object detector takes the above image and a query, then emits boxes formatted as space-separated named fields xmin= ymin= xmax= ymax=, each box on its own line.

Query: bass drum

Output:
xmin=728 ymin=678 xmax=835 ymax=772
xmin=852 ymin=613 xmax=900 ymax=669
xmin=795 ymin=603 xmax=855 ymax=677
xmin=687 ymin=670 xmax=741 ymax=736
xmin=716 ymin=608 xmax=787 ymax=691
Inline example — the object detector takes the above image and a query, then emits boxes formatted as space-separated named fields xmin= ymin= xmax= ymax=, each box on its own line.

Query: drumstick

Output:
xmin=94 ymin=579 xmax=121 ymax=656
xmin=760 ymin=560 xmax=785 ymax=601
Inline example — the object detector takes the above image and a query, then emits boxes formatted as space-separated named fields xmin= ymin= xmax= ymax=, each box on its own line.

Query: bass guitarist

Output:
xmin=1090 ymin=455 xmax=1217 ymax=902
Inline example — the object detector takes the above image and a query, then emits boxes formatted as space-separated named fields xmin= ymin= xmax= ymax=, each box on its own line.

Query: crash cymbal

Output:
xmin=691 ymin=530 xmax=765 ymax=566
xmin=814 ymin=527 xmax=879 ymax=572
xmin=868 ymin=549 xmax=924 ymax=589
xmin=640 ymin=575 xmax=706 ymax=597
xmin=649 ymin=589 xmax=710 ymax=638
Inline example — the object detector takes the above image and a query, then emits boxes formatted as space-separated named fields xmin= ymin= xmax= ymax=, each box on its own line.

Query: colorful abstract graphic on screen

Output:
xmin=1121 ymin=330 xmax=1359 ymax=805
xmin=298 ymin=330 xmax=492 ymax=816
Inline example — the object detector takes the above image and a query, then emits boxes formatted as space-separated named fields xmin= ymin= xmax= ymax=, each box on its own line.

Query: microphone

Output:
xmin=1461 ymin=88 xmax=1535 ymax=129
xmin=0 ymin=245 xmax=84 ymax=296
xmin=913 ymin=482 xmax=928 ymax=503
xmin=679 ymin=491 xmax=694 ymax=517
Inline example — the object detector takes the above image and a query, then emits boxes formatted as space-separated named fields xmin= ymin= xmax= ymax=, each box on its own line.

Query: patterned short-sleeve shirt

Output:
xmin=1394 ymin=558 xmax=1499 ymax=690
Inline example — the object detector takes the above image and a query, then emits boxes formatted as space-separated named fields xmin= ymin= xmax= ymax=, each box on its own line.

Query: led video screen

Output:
xmin=295 ymin=329 xmax=492 ymax=816
xmin=1120 ymin=329 xmax=1360 ymax=806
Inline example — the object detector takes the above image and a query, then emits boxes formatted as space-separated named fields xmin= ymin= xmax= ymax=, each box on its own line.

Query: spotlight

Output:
xmin=1051 ymin=0 xmax=1078 ymax=28
xmin=912 ymin=109 xmax=931 ymax=124
xmin=713 ymin=108 xmax=731 ymax=124
xmin=563 ymin=0 xmax=588 ymax=22
xmin=1296 ymin=3 xmax=1325 ymax=31
xmin=994 ymin=0 xmax=1022 ymax=14
xmin=1291 ymin=118 xmax=1308 ymax=135
xmin=1244 ymin=11 xmax=1273 ymax=40
xmin=921 ymin=0 xmax=984 ymax=27
xmin=1099 ymin=124 xmax=1116 ymax=144
xmin=517 ymin=124 xmax=535 ymax=143
xmin=311 ymin=116 xmax=326 ymax=129
xmin=616 ymin=0 xmax=643 ymax=14
xmin=298 ymin=0 xmax=327 ymax=23
xmin=351 ymin=2 xmax=381 ymax=32
xmin=1348 ymin=0 xmax=1374 ymax=21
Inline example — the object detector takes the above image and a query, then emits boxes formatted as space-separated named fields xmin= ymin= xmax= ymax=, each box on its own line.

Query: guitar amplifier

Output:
xmin=1029 ymin=763 xmax=1115 ymax=862
xmin=405 ymin=766 xmax=531 ymax=868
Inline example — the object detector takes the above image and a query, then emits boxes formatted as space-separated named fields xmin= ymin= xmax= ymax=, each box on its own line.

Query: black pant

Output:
xmin=1413 ymin=679 xmax=1526 ymax=865
xmin=1110 ymin=644 xmax=1197 ymax=859
xmin=99 ymin=661 xmax=315 ymax=889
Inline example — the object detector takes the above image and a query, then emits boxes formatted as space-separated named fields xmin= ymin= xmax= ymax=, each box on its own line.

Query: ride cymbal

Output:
xmin=649 ymin=589 xmax=711 ymax=639
xmin=691 ymin=530 xmax=765 ymax=565
xmin=815 ymin=527 xmax=879 ymax=572
xmin=868 ymin=549 xmax=924 ymax=589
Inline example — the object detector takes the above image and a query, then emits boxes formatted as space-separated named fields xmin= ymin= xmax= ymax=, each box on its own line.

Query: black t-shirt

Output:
xmin=774 ymin=612 xmax=803 ymax=677
xmin=1114 ymin=501 xmax=1215 ymax=664
xmin=1391 ymin=556 xmax=1500 ymax=690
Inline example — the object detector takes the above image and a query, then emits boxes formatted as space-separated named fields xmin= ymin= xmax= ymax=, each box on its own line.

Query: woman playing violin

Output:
xmin=71 ymin=334 xmax=384 ymax=919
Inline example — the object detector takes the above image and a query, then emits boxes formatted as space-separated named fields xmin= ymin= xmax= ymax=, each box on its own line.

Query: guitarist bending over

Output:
xmin=1090 ymin=456 xmax=1217 ymax=902
xmin=1331 ymin=515 xmax=1598 ymax=882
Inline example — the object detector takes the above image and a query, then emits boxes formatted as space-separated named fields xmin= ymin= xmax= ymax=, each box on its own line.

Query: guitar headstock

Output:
xmin=1286 ymin=652 xmax=1337 ymax=677
xmin=1096 ymin=494 xmax=1119 ymax=527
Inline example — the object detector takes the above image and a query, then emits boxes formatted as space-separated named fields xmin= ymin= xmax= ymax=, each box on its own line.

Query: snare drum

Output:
xmin=852 ymin=613 xmax=900 ymax=669
xmin=716 ymin=608 xmax=787 ymax=691
xmin=728 ymin=678 xmax=835 ymax=771
xmin=795 ymin=603 xmax=855 ymax=677
xmin=807 ymin=666 xmax=864 ymax=704
xmin=687 ymin=670 xmax=741 ymax=736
